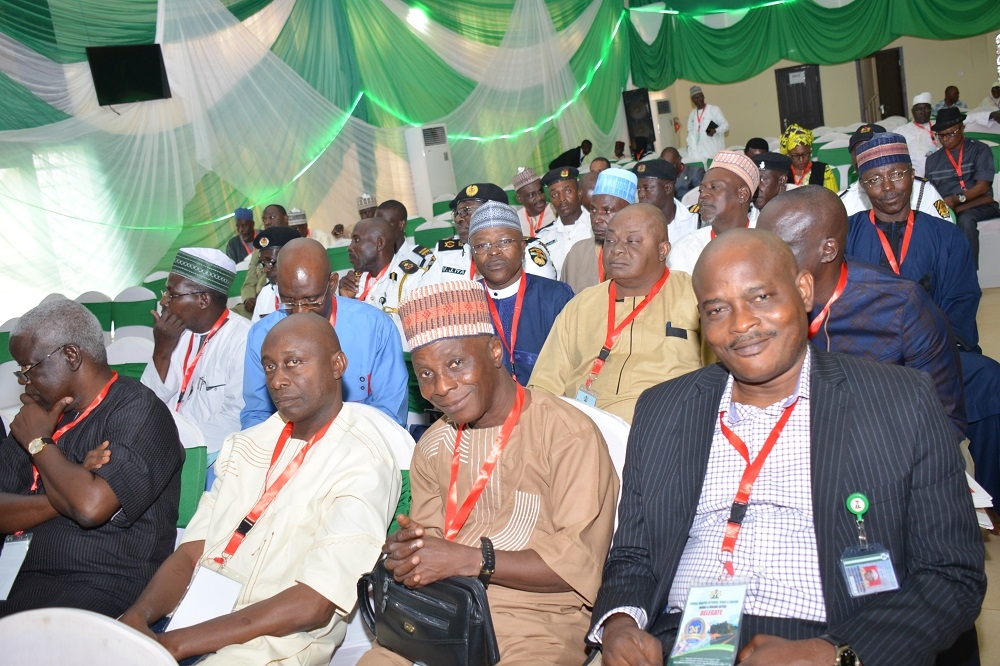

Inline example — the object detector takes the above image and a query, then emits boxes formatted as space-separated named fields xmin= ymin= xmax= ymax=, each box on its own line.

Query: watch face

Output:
xmin=839 ymin=648 xmax=859 ymax=666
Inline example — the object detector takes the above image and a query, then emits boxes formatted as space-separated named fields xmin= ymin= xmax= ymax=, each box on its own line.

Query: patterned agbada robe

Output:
xmin=360 ymin=390 xmax=619 ymax=665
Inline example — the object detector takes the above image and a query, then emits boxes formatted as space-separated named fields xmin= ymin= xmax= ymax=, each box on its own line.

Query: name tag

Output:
xmin=442 ymin=266 xmax=466 ymax=275
xmin=166 ymin=562 xmax=243 ymax=631
xmin=575 ymin=386 xmax=598 ymax=407
xmin=840 ymin=544 xmax=899 ymax=598
xmin=0 ymin=534 xmax=32 ymax=600
xmin=669 ymin=580 xmax=747 ymax=666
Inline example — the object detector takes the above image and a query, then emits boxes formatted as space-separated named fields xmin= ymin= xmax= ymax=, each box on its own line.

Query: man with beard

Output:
xmin=224 ymin=207 xmax=256 ymax=264
xmin=536 ymin=167 xmax=592 ymax=278
xmin=562 ymin=168 xmax=636 ymax=293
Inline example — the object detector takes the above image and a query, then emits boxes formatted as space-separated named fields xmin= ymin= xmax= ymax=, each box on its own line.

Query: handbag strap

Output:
xmin=357 ymin=571 xmax=378 ymax=636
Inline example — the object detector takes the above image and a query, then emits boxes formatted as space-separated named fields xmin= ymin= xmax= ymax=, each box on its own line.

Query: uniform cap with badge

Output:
xmin=755 ymin=152 xmax=793 ymax=173
xmin=541 ymin=167 xmax=579 ymax=189
xmin=848 ymin=124 xmax=886 ymax=153
xmin=631 ymin=159 xmax=677 ymax=182
xmin=449 ymin=183 xmax=509 ymax=210
xmin=253 ymin=226 xmax=301 ymax=250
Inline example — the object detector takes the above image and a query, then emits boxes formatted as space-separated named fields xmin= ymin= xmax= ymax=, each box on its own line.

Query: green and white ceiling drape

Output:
xmin=0 ymin=0 xmax=997 ymax=321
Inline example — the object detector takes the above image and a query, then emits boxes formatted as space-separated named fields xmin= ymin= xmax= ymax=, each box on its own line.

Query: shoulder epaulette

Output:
xmin=398 ymin=259 xmax=419 ymax=275
xmin=688 ymin=203 xmax=700 ymax=213
xmin=437 ymin=238 xmax=462 ymax=252
xmin=414 ymin=244 xmax=433 ymax=258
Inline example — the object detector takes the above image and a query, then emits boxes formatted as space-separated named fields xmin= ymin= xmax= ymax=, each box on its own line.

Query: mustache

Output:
xmin=728 ymin=330 xmax=777 ymax=350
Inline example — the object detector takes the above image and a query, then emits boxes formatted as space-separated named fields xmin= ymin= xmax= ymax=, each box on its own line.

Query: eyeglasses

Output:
xmin=471 ymin=238 xmax=521 ymax=255
xmin=860 ymin=169 xmax=912 ymax=189
xmin=14 ymin=344 xmax=67 ymax=383
xmin=162 ymin=289 xmax=206 ymax=302
xmin=260 ymin=259 xmax=277 ymax=268
xmin=935 ymin=126 xmax=962 ymax=139
xmin=280 ymin=283 xmax=329 ymax=312
xmin=454 ymin=205 xmax=480 ymax=218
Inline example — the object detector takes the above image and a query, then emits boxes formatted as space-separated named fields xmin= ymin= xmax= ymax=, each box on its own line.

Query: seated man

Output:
xmin=0 ymin=298 xmax=182 ymax=617
xmin=357 ymin=193 xmax=378 ymax=220
xmin=242 ymin=238 xmax=407 ymax=428
xmin=359 ymin=280 xmax=618 ymax=665
xmin=234 ymin=203 xmax=288 ymax=319
xmin=661 ymin=147 xmax=704 ymax=200
xmin=469 ymin=200 xmax=574 ymax=384
xmin=249 ymin=226 xmax=302 ymax=323
xmin=633 ymin=159 xmax=699 ymax=244
xmin=536 ymin=168 xmax=593 ymax=277
xmin=592 ymin=229 xmax=985 ymax=666
xmin=758 ymin=185 xmax=966 ymax=436
xmin=753 ymin=152 xmax=791 ymax=211
xmin=530 ymin=203 xmax=705 ymax=423
xmin=513 ymin=167 xmax=555 ymax=237
xmin=744 ymin=137 xmax=769 ymax=159
xmin=143 ymin=248 xmax=250 ymax=463
xmin=896 ymin=93 xmax=937 ymax=177
xmin=667 ymin=151 xmax=760 ymax=276
xmin=288 ymin=207 xmax=335 ymax=249
xmin=562 ymin=167 xmax=636 ymax=293
xmin=120 ymin=314 xmax=404 ymax=665
xmin=422 ymin=183 xmax=556 ymax=284
xmin=224 ymin=207 xmax=256 ymax=264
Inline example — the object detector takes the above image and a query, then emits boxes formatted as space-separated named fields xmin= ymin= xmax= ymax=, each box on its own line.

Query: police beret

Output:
xmin=449 ymin=183 xmax=509 ymax=210
xmin=848 ymin=124 xmax=886 ymax=152
xmin=755 ymin=152 xmax=792 ymax=173
xmin=540 ymin=167 xmax=579 ymax=188
xmin=632 ymin=159 xmax=677 ymax=181
xmin=254 ymin=226 xmax=300 ymax=250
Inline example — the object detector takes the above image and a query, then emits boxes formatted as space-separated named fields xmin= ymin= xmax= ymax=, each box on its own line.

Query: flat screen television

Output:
xmin=85 ymin=44 xmax=171 ymax=106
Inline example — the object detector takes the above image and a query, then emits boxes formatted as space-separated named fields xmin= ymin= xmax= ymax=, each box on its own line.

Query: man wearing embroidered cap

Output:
xmin=536 ymin=167 xmax=592 ymax=278
xmin=754 ymin=152 xmax=791 ymax=211
xmin=122 ymin=314 xmax=408 ymax=665
xmin=289 ymin=207 xmax=335 ymax=249
xmin=358 ymin=280 xmax=618 ymax=666
xmin=685 ymin=86 xmax=728 ymax=163
xmin=225 ymin=207 xmax=257 ymax=264
xmin=531 ymin=203 xmax=705 ymax=424
xmin=668 ymin=150 xmax=761 ymax=276
xmin=357 ymin=193 xmax=378 ymax=220
xmin=467 ymin=201 xmax=574 ymax=384
xmin=897 ymin=92 xmax=938 ymax=177
xmin=633 ymin=158 xmax=699 ymax=244
xmin=424 ymin=182 xmax=555 ymax=285
xmin=562 ymin=168 xmax=636 ymax=293
xmin=143 ymin=248 xmax=251 ymax=462
xmin=512 ymin=167 xmax=555 ymax=237
xmin=924 ymin=107 xmax=999 ymax=267
xmin=250 ymin=226 xmax=301 ymax=323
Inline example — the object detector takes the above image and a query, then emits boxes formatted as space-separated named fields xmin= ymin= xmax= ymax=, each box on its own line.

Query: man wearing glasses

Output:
xmin=249 ymin=226 xmax=301 ymax=323
xmin=143 ymin=248 xmax=250 ymax=467
xmin=0 ymin=298 xmax=182 ymax=617
xmin=924 ymin=107 xmax=1000 ymax=268
xmin=242 ymin=238 xmax=408 ymax=429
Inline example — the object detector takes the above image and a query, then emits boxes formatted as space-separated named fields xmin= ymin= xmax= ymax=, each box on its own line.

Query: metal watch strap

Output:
xmin=478 ymin=537 xmax=495 ymax=588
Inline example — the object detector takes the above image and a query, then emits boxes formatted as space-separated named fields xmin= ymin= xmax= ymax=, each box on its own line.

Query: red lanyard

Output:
xmin=273 ymin=290 xmax=279 ymax=310
xmin=792 ymin=162 xmax=812 ymax=186
xmin=444 ymin=384 xmax=525 ymax=540
xmin=917 ymin=123 xmax=936 ymax=146
xmin=215 ymin=418 xmax=335 ymax=564
xmin=586 ymin=268 xmax=669 ymax=389
xmin=241 ymin=238 xmax=254 ymax=256
xmin=710 ymin=218 xmax=750 ymax=240
xmin=31 ymin=372 xmax=119 ymax=492
xmin=597 ymin=247 xmax=605 ymax=282
xmin=944 ymin=143 xmax=966 ymax=190
xmin=808 ymin=263 xmax=848 ymax=339
xmin=485 ymin=276 xmax=527 ymax=379
xmin=697 ymin=108 xmax=705 ymax=131
xmin=868 ymin=210 xmax=913 ymax=275
xmin=468 ymin=256 xmax=477 ymax=281
xmin=176 ymin=310 xmax=229 ymax=410
xmin=328 ymin=296 xmax=338 ymax=327
xmin=718 ymin=396 xmax=800 ymax=576
xmin=359 ymin=264 xmax=389 ymax=301
xmin=529 ymin=208 xmax=546 ymax=237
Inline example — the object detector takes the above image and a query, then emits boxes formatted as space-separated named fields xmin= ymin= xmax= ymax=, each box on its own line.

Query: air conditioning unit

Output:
xmin=405 ymin=125 xmax=457 ymax=221
xmin=656 ymin=99 xmax=677 ymax=149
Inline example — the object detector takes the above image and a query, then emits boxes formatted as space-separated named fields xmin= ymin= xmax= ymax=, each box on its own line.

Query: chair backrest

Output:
xmin=142 ymin=271 xmax=170 ymax=297
xmin=112 ymin=286 xmax=157 ymax=338
xmin=75 ymin=291 xmax=113 ymax=345
xmin=107 ymin=336 xmax=155 ymax=380
xmin=178 ymin=445 xmax=208 ymax=528
xmin=0 ymin=607 xmax=176 ymax=665
xmin=0 ymin=360 xmax=23 ymax=411
xmin=0 ymin=317 xmax=17 ymax=365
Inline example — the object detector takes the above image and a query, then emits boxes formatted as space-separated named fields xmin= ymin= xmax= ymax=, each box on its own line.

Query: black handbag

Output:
xmin=357 ymin=558 xmax=501 ymax=666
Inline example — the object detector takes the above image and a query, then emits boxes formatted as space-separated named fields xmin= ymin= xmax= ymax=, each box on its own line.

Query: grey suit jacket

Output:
xmin=592 ymin=349 xmax=984 ymax=666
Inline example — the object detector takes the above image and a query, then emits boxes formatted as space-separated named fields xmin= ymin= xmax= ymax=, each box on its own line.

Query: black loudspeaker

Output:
xmin=622 ymin=88 xmax=656 ymax=159
xmin=86 ymin=44 xmax=172 ymax=106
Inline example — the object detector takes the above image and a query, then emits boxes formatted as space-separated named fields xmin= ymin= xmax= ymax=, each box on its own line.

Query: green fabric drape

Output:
xmin=401 ymin=0 xmax=595 ymax=46
xmin=571 ymin=2 xmax=630 ymax=134
xmin=629 ymin=0 xmax=1000 ymax=89
xmin=0 ymin=72 xmax=70 ymax=130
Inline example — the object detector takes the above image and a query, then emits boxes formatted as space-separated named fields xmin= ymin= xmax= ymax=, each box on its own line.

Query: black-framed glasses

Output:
xmin=280 ymin=283 xmax=330 ymax=312
xmin=471 ymin=238 xmax=522 ymax=255
xmin=260 ymin=259 xmax=278 ymax=268
xmin=14 ymin=344 xmax=67 ymax=382
xmin=935 ymin=126 xmax=962 ymax=139
xmin=860 ymin=169 xmax=911 ymax=189
xmin=454 ymin=205 xmax=480 ymax=218
xmin=161 ymin=289 xmax=206 ymax=302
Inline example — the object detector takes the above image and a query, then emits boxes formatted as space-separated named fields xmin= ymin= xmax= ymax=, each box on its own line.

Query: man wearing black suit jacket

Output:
xmin=549 ymin=140 xmax=592 ymax=170
xmin=590 ymin=229 xmax=984 ymax=666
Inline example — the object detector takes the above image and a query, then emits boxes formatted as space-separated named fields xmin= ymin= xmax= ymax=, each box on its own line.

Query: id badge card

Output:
xmin=0 ymin=533 xmax=32 ymax=600
xmin=668 ymin=579 xmax=748 ymax=666
xmin=576 ymin=385 xmax=599 ymax=407
xmin=165 ymin=559 xmax=245 ymax=631
xmin=840 ymin=543 xmax=899 ymax=598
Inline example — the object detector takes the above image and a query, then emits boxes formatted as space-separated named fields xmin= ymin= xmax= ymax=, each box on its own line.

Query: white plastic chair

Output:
xmin=75 ymin=291 xmax=113 ymax=345
xmin=0 ymin=360 xmax=23 ymax=413
xmin=0 ymin=317 xmax=19 ymax=364
xmin=818 ymin=138 xmax=850 ymax=151
xmin=0 ymin=607 xmax=176 ymax=665
xmin=106 ymin=336 xmax=154 ymax=366
xmin=879 ymin=115 xmax=907 ymax=130
xmin=112 ymin=286 xmax=157 ymax=342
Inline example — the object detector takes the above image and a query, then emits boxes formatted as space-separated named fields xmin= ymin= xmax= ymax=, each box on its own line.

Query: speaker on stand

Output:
xmin=622 ymin=88 xmax=656 ymax=160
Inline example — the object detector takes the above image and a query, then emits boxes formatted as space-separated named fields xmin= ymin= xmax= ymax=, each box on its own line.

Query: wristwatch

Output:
xmin=28 ymin=437 xmax=54 ymax=456
xmin=958 ymin=193 xmax=967 ymax=204
xmin=478 ymin=537 xmax=495 ymax=588
xmin=819 ymin=634 xmax=859 ymax=666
